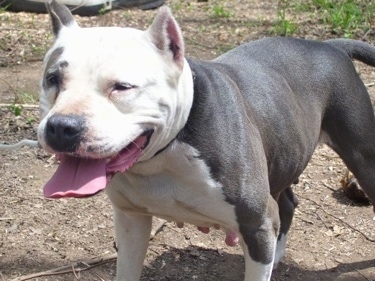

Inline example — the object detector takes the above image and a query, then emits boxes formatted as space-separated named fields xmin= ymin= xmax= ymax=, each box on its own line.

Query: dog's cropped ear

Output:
xmin=146 ymin=6 xmax=184 ymax=69
xmin=46 ymin=0 xmax=79 ymax=37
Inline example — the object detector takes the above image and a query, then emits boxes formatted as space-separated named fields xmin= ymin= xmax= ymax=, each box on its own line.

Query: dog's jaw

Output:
xmin=44 ymin=131 xmax=153 ymax=198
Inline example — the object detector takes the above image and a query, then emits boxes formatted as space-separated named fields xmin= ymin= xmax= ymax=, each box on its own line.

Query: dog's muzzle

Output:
xmin=45 ymin=114 xmax=85 ymax=153
xmin=42 ymin=119 xmax=154 ymax=199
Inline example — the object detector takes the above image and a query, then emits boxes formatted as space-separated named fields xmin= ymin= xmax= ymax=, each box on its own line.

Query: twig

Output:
xmin=0 ymin=139 xmax=39 ymax=150
xmin=150 ymin=219 xmax=167 ymax=239
xmin=355 ymin=269 xmax=371 ymax=281
xmin=295 ymin=216 xmax=314 ymax=225
xmin=0 ymin=103 xmax=38 ymax=108
xmin=0 ymin=217 xmax=14 ymax=221
xmin=10 ymin=219 xmax=168 ymax=280
xmin=71 ymin=262 xmax=79 ymax=279
xmin=24 ymin=57 xmax=44 ymax=63
xmin=365 ymin=82 xmax=375 ymax=87
xmin=10 ymin=253 xmax=117 ymax=281
xmin=322 ymin=182 xmax=336 ymax=192
xmin=362 ymin=28 xmax=373 ymax=40
xmin=0 ymin=27 xmax=42 ymax=31
xmin=87 ymin=265 xmax=106 ymax=281
xmin=319 ymin=207 xmax=375 ymax=242
xmin=0 ymin=78 xmax=18 ymax=102
xmin=316 ymin=211 xmax=330 ymax=229
xmin=297 ymin=194 xmax=375 ymax=242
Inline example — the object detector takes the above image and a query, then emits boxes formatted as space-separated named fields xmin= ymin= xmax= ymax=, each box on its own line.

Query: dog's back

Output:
xmin=186 ymin=37 xmax=375 ymax=202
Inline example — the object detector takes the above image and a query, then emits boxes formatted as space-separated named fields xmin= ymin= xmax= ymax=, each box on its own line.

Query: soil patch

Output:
xmin=1 ymin=1 xmax=374 ymax=280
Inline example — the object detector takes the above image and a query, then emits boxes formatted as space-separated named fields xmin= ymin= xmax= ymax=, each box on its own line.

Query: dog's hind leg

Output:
xmin=239 ymin=195 xmax=280 ymax=281
xmin=322 ymin=77 xmax=375 ymax=207
xmin=274 ymin=187 xmax=298 ymax=269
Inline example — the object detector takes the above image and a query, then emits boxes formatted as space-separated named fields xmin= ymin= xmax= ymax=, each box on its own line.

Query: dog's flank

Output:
xmin=38 ymin=1 xmax=375 ymax=280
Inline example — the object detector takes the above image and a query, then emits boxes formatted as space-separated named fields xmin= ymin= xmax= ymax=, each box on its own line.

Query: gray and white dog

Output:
xmin=38 ymin=1 xmax=375 ymax=280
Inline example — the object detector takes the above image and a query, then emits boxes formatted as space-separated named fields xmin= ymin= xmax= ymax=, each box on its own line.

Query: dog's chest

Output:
xmin=106 ymin=142 xmax=238 ymax=230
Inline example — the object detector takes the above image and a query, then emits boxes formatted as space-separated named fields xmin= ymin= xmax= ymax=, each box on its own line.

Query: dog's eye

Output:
xmin=46 ymin=73 xmax=59 ymax=88
xmin=113 ymin=82 xmax=134 ymax=91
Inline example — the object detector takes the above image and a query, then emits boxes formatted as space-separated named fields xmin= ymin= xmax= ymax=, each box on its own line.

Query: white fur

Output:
xmin=107 ymin=142 xmax=238 ymax=229
xmin=106 ymin=142 xmax=240 ymax=280
xmin=242 ymin=239 xmax=275 ymax=281
xmin=113 ymin=210 xmax=152 ymax=281
xmin=38 ymin=26 xmax=193 ymax=161
xmin=274 ymin=233 xmax=287 ymax=269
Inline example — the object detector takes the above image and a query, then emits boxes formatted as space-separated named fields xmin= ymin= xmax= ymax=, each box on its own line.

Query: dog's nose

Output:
xmin=45 ymin=114 xmax=85 ymax=153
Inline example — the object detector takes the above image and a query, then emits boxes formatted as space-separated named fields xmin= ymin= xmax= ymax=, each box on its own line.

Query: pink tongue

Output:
xmin=43 ymin=135 xmax=147 ymax=198
xmin=44 ymin=155 xmax=107 ymax=198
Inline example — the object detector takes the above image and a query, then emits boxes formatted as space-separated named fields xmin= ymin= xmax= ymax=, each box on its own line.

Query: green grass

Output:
xmin=16 ymin=91 xmax=38 ymax=104
xmin=272 ymin=1 xmax=298 ymax=36
xmin=216 ymin=43 xmax=236 ymax=54
xmin=211 ymin=4 xmax=233 ymax=18
xmin=0 ymin=3 xmax=10 ymax=13
xmin=7 ymin=89 xmax=38 ymax=117
xmin=275 ymin=0 xmax=375 ymax=38
xmin=9 ymin=86 xmax=39 ymax=105
xmin=8 ymin=104 xmax=23 ymax=117
xmin=170 ymin=2 xmax=184 ymax=12
xmin=310 ymin=0 xmax=374 ymax=37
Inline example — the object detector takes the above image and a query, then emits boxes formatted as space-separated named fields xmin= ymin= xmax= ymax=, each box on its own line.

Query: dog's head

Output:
xmin=38 ymin=0 xmax=193 ymax=198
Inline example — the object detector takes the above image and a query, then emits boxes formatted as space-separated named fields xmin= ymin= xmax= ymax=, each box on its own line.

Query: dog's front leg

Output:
xmin=113 ymin=207 xmax=152 ymax=281
xmin=240 ymin=195 xmax=279 ymax=281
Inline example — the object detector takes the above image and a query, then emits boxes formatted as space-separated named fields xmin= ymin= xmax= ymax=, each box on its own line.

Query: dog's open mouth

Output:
xmin=43 ymin=130 xmax=153 ymax=198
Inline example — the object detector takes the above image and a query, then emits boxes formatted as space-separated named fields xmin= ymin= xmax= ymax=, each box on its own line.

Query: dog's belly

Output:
xmin=106 ymin=142 xmax=239 ymax=231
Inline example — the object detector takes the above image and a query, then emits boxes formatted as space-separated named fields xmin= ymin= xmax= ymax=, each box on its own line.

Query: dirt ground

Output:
xmin=1 ymin=0 xmax=375 ymax=280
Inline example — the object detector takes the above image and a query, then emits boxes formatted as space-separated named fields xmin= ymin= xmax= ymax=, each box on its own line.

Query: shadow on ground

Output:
xmin=4 ymin=246 xmax=374 ymax=281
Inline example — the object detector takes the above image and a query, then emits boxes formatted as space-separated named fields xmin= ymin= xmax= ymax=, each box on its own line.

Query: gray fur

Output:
xmin=179 ymin=37 xmax=375 ymax=262
xmin=325 ymin=38 xmax=375 ymax=65
xmin=43 ymin=47 xmax=64 ymax=90
xmin=47 ymin=0 xmax=76 ymax=36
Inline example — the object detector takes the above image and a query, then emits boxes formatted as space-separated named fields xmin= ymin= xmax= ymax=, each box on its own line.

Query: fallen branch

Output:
xmin=295 ymin=215 xmax=314 ymax=225
xmin=0 ymin=103 xmax=38 ymax=108
xmin=321 ymin=182 xmax=336 ymax=192
xmin=150 ymin=219 xmax=167 ymax=239
xmin=0 ymin=139 xmax=39 ymax=150
xmin=10 ymin=219 xmax=168 ymax=280
xmin=10 ymin=253 xmax=117 ymax=281
xmin=0 ymin=217 xmax=14 ymax=221
xmin=355 ymin=269 xmax=371 ymax=281
xmin=0 ymin=78 xmax=18 ymax=102
xmin=297 ymin=194 xmax=375 ymax=242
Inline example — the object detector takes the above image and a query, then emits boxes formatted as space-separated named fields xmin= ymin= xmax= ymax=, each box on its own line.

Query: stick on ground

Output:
xmin=10 ymin=219 xmax=167 ymax=280
xmin=10 ymin=253 xmax=117 ymax=281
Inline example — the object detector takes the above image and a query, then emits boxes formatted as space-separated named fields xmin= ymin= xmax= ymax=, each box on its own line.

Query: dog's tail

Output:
xmin=325 ymin=39 xmax=375 ymax=67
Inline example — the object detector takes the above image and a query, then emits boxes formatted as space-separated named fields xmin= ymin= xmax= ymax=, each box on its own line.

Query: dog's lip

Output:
xmin=43 ymin=130 xmax=153 ymax=199
xmin=106 ymin=129 xmax=154 ymax=174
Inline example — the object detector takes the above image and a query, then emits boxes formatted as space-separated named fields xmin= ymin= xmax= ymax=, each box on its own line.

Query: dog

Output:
xmin=37 ymin=1 xmax=375 ymax=280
